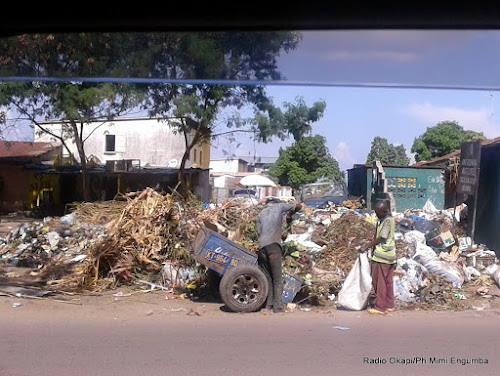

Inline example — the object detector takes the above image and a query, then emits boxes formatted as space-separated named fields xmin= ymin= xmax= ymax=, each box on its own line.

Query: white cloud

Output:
xmin=331 ymin=141 xmax=356 ymax=171
xmin=404 ymin=102 xmax=500 ymax=138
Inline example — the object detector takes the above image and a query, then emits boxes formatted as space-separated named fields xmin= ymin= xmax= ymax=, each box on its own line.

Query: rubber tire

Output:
xmin=219 ymin=265 xmax=269 ymax=313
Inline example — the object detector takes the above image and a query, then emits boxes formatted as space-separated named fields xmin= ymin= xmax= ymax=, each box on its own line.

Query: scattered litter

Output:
xmin=287 ymin=303 xmax=297 ymax=312
xmin=138 ymin=280 xmax=170 ymax=291
xmin=0 ymin=186 xmax=498 ymax=314
xmin=332 ymin=325 xmax=349 ymax=330
xmin=113 ymin=291 xmax=132 ymax=297
xmin=12 ymin=303 xmax=21 ymax=308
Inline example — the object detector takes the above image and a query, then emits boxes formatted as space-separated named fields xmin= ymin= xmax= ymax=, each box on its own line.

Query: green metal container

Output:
xmin=347 ymin=165 xmax=446 ymax=212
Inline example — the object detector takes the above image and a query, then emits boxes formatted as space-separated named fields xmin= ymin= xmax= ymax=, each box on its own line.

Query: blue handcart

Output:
xmin=192 ymin=226 xmax=302 ymax=313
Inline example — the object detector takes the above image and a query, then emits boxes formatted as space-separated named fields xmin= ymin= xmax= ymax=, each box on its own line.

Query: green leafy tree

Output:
xmin=393 ymin=144 xmax=410 ymax=166
xmin=366 ymin=136 xmax=409 ymax=166
xmin=411 ymin=120 xmax=486 ymax=162
xmin=0 ymin=31 xmax=302 ymax=198
xmin=143 ymin=32 xmax=302 ymax=193
xmin=270 ymin=135 xmax=343 ymax=189
xmin=251 ymin=96 xmax=326 ymax=143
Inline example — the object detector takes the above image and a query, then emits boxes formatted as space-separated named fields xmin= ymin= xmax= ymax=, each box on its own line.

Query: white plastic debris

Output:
xmin=113 ymin=291 xmax=132 ymax=297
xmin=60 ymin=212 xmax=77 ymax=225
xmin=413 ymin=243 xmax=465 ymax=288
xmin=423 ymin=199 xmax=439 ymax=213
xmin=46 ymin=231 xmax=60 ymax=248
xmin=332 ymin=326 xmax=350 ymax=330
xmin=71 ymin=254 xmax=87 ymax=263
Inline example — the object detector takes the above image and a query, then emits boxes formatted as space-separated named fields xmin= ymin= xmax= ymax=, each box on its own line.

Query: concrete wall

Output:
xmin=0 ymin=164 xmax=32 ymax=212
xmin=209 ymin=159 xmax=248 ymax=173
xmin=35 ymin=118 xmax=210 ymax=169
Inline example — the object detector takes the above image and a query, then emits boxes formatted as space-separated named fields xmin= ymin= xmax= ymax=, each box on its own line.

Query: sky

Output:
xmin=211 ymin=30 xmax=500 ymax=172
xmin=3 ymin=30 xmax=500 ymax=173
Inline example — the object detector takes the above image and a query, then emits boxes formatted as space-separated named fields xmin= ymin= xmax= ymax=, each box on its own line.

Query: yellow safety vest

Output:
xmin=371 ymin=216 xmax=396 ymax=264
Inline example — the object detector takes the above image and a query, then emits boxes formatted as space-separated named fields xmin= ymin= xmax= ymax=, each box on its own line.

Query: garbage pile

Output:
xmin=0 ymin=190 xmax=498 ymax=312
xmin=280 ymin=198 xmax=499 ymax=309
xmin=281 ymin=212 xmax=375 ymax=305
xmin=0 ymin=188 xmax=265 ymax=293
xmin=383 ymin=200 xmax=499 ymax=311
xmin=0 ymin=216 xmax=108 ymax=286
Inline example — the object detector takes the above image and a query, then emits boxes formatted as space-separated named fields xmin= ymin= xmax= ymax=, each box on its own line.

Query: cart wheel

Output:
xmin=219 ymin=265 xmax=269 ymax=313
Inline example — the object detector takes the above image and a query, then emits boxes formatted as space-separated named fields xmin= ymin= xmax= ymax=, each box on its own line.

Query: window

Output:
xmin=105 ymin=134 xmax=116 ymax=152
xmin=193 ymin=148 xmax=197 ymax=162
xmin=199 ymin=150 xmax=202 ymax=164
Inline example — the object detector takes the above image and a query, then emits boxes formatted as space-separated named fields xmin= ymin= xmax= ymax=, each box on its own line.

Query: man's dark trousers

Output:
xmin=257 ymin=242 xmax=284 ymax=311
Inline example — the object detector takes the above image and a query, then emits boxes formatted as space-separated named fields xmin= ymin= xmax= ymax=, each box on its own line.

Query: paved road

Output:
xmin=1 ymin=306 xmax=499 ymax=376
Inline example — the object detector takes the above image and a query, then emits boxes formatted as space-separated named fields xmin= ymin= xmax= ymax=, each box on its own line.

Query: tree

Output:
xmin=411 ymin=120 xmax=486 ymax=162
xmin=1 ymin=81 xmax=144 ymax=200
xmin=393 ymin=144 xmax=410 ymax=166
xmin=0 ymin=33 xmax=159 ymax=199
xmin=270 ymin=135 xmax=343 ymax=189
xmin=142 ymin=32 xmax=303 ymax=194
xmin=0 ymin=31 xmax=302 ymax=197
xmin=252 ymin=96 xmax=326 ymax=142
xmin=366 ymin=136 xmax=410 ymax=166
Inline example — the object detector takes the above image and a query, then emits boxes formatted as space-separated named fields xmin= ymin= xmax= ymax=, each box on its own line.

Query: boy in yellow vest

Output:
xmin=359 ymin=201 xmax=396 ymax=315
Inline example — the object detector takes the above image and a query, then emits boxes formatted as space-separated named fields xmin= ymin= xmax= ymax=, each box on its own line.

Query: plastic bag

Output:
xmin=423 ymin=199 xmax=438 ymax=213
xmin=46 ymin=231 xmax=60 ymax=248
xmin=161 ymin=261 xmax=199 ymax=287
xmin=60 ymin=212 xmax=77 ymax=225
xmin=394 ymin=258 xmax=428 ymax=303
xmin=413 ymin=219 xmax=440 ymax=235
xmin=485 ymin=264 xmax=500 ymax=287
xmin=404 ymin=230 xmax=426 ymax=245
xmin=337 ymin=253 xmax=372 ymax=310
xmin=413 ymin=242 xmax=465 ymax=288
xmin=285 ymin=227 xmax=323 ymax=254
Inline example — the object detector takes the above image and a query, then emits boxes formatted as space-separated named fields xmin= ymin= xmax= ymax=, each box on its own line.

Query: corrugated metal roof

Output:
xmin=0 ymin=141 xmax=59 ymax=159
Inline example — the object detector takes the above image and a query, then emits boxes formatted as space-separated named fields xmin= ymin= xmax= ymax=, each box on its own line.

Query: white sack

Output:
xmin=337 ymin=253 xmax=372 ymax=310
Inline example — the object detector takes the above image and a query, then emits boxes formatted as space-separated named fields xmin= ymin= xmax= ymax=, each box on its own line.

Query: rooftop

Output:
xmin=0 ymin=141 xmax=60 ymax=160
xmin=413 ymin=136 xmax=500 ymax=167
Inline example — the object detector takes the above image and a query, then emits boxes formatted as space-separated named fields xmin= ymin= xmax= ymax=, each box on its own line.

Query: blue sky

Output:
xmin=212 ymin=30 xmax=500 ymax=171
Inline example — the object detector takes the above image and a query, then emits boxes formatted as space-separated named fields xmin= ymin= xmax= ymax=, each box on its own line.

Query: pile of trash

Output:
xmin=279 ymin=198 xmax=499 ymax=309
xmin=383 ymin=200 xmax=498 ymax=311
xmin=0 ymin=190 xmax=498 ymax=312
xmin=0 ymin=188 xmax=265 ymax=293
xmin=0 ymin=215 xmax=108 ymax=285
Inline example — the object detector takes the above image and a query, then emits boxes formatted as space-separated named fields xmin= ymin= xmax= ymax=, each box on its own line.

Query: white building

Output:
xmin=34 ymin=117 xmax=210 ymax=169
xmin=209 ymin=157 xmax=293 ymax=201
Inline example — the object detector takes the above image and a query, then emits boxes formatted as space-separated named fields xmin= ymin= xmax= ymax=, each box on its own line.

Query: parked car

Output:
xmin=232 ymin=189 xmax=258 ymax=198
xmin=300 ymin=181 xmax=349 ymax=208
xmin=230 ymin=189 xmax=259 ymax=205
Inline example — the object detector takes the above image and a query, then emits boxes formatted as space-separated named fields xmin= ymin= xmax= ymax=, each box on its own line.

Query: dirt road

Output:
xmin=1 ymin=289 xmax=499 ymax=376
